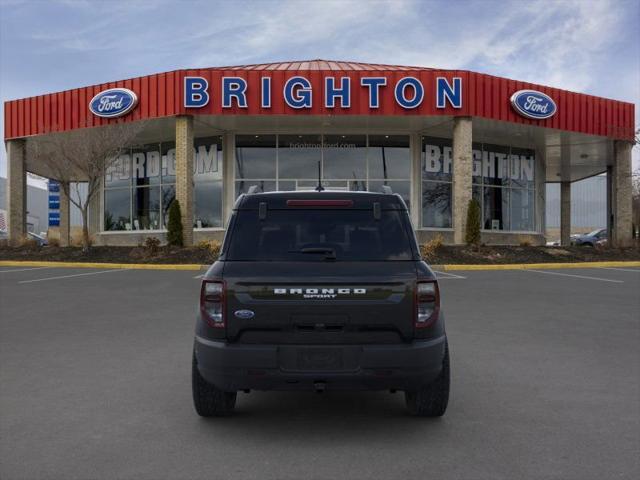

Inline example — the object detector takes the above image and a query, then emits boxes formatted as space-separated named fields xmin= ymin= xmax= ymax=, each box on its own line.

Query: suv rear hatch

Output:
xmin=220 ymin=195 xmax=421 ymax=344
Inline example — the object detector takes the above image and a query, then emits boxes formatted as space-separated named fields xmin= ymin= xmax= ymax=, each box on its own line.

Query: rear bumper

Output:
xmin=194 ymin=335 xmax=447 ymax=392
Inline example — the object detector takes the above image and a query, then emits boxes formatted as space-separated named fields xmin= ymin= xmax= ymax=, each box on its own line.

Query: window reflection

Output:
xmin=104 ymin=188 xmax=131 ymax=231
xmin=236 ymin=135 xmax=276 ymax=179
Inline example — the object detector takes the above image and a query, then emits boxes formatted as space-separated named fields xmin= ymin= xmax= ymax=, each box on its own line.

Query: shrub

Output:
xmin=196 ymin=239 xmax=222 ymax=258
xmin=420 ymin=234 xmax=444 ymax=260
xmin=18 ymin=237 xmax=39 ymax=249
xmin=465 ymin=199 xmax=481 ymax=246
xmin=518 ymin=236 xmax=532 ymax=247
xmin=48 ymin=237 xmax=60 ymax=247
xmin=144 ymin=236 xmax=161 ymax=256
xmin=70 ymin=230 xmax=93 ymax=247
xmin=166 ymin=200 xmax=183 ymax=247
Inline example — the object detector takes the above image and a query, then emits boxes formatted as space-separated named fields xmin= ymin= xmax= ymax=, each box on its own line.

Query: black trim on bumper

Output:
xmin=194 ymin=335 xmax=447 ymax=392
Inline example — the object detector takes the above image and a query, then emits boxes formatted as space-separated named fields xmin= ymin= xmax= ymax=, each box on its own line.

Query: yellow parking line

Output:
xmin=0 ymin=261 xmax=206 ymax=271
xmin=442 ymin=261 xmax=640 ymax=271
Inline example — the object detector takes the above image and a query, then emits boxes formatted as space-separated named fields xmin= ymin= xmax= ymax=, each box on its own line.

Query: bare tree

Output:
xmin=632 ymin=129 xmax=639 ymax=238
xmin=27 ymin=122 xmax=143 ymax=251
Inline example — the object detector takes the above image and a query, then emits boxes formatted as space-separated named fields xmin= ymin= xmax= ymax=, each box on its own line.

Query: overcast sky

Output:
xmin=1 ymin=0 xmax=638 ymax=181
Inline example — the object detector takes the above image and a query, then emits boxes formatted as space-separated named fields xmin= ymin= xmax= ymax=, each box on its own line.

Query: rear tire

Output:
xmin=192 ymin=352 xmax=237 ymax=417
xmin=405 ymin=341 xmax=450 ymax=417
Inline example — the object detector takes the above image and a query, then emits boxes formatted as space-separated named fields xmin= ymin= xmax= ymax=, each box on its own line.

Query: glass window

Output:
xmin=472 ymin=185 xmax=482 ymax=206
xmin=509 ymin=147 xmax=535 ymax=188
xmin=194 ymin=136 xmax=223 ymax=183
xmin=472 ymin=142 xmax=483 ymax=184
xmin=105 ymin=153 xmax=131 ymax=188
xmin=161 ymin=142 xmax=176 ymax=183
xmin=422 ymin=181 xmax=452 ymax=228
xmin=132 ymin=144 xmax=161 ymax=187
xmin=194 ymin=181 xmax=223 ymax=228
xmin=278 ymin=134 xmax=322 ymax=179
xmin=133 ymin=186 xmax=161 ymax=230
xmin=227 ymin=210 xmax=415 ymax=262
xmin=422 ymin=137 xmax=452 ymax=182
xmin=104 ymin=188 xmax=131 ymax=231
xmin=510 ymin=188 xmax=535 ymax=231
xmin=369 ymin=180 xmax=410 ymax=211
xmin=161 ymin=185 xmax=175 ymax=228
xmin=235 ymin=180 xmax=277 ymax=197
xmin=482 ymin=143 xmax=510 ymax=187
xmin=322 ymin=134 xmax=367 ymax=180
xmin=235 ymin=135 xmax=276 ymax=179
xmin=484 ymin=186 xmax=509 ymax=230
xmin=277 ymin=180 xmax=296 ymax=191
xmin=369 ymin=135 xmax=410 ymax=179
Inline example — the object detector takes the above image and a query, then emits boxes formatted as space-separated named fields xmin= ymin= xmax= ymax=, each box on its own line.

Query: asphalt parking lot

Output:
xmin=1 ymin=265 xmax=639 ymax=480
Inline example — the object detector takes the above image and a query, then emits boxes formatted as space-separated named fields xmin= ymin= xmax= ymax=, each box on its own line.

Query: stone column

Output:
xmin=560 ymin=181 xmax=571 ymax=246
xmin=410 ymin=133 xmax=422 ymax=230
xmin=610 ymin=141 xmax=633 ymax=247
xmin=175 ymin=115 xmax=194 ymax=246
xmin=222 ymin=133 xmax=235 ymax=227
xmin=59 ymin=182 xmax=70 ymax=247
xmin=452 ymin=117 xmax=473 ymax=244
xmin=6 ymin=139 xmax=27 ymax=245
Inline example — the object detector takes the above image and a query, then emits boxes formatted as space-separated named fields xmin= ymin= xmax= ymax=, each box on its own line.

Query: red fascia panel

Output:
xmin=3 ymin=68 xmax=635 ymax=141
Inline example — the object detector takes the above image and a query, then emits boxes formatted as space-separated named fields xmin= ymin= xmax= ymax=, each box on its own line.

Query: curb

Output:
xmin=1 ymin=260 xmax=639 ymax=272
xmin=0 ymin=261 xmax=207 ymax=271
xmin=438 ymin=261 xmax=640 ymax=271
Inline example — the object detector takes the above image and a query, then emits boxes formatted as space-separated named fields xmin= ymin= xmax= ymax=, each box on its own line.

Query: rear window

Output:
xmin=226 ymin=209 xmax=416 ymax=261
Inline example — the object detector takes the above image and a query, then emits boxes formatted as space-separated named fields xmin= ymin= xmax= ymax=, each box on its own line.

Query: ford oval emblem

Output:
xmin=510 ymin=89 xmax=556 ymax=120
xmin=234 ymin=309 xmax=255 ymax=320
xmin=89 ymin=88 xmax=138 ymax=118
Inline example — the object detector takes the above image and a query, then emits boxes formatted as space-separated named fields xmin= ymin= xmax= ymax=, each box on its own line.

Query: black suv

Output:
xmin=192 ymin=190 xmax=450 ymax=416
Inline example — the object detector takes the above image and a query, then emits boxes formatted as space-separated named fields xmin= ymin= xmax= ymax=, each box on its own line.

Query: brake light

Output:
xmin=200 ymin=280 xmax=225 ymax=328
xmin=286 ymin=199 xmax=353 ymax=207
xmin=415 ymin=280 xmax=440 ymax=328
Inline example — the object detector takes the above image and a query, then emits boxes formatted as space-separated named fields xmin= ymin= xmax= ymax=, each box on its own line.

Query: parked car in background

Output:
xmin=27 ymin=231 xmax=48 ymax=246
xmin=0 ymin=230 xmax=48 ymax=245
xmin=571 ymin=229 xmax=607 ymax=247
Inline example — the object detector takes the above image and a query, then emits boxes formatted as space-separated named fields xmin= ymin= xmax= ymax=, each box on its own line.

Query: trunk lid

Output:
xmin=223 ymin=261 xmax=417 ymax=344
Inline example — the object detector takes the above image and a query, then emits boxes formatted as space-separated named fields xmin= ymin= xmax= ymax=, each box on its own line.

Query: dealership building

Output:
xmin=3 ymin=60 xmax=636 ymax=246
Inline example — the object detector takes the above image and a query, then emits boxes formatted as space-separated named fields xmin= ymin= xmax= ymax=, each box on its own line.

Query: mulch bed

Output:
xmin=0 ymin=244 xmax=638 ymax=265
xmin=425 ymin=245 xmax=640 ymax=265
xmin=0 ymin=245 xmax=217 ymax=264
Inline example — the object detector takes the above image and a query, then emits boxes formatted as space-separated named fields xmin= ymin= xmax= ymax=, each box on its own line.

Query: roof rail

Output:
xmin=247 ymin=185 xmax=260 ymax=194
xmin=380 ymin=185 xmax=393 ymax=194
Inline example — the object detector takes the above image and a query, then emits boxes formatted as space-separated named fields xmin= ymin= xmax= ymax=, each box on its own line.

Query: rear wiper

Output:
xmin=288 ymin=247 xmax=337 ymax=260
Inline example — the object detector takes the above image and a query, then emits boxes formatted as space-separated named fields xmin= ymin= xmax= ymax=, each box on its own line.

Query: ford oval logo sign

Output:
xmin=234 ymin=309 xmax=255 ymax=320
xmin=89 ymin=88 xmax=138 ymax=118
xmin=510 ymin=89 xmax=556 ymax=120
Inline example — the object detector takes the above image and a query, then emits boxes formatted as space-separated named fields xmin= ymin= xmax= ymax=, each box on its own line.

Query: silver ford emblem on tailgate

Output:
xmin=234 ymin=310 xmax=255 ymax=319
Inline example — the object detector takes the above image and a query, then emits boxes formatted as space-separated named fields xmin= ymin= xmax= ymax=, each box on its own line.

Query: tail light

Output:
xmin=200 ymin=280 xmax=225 ymax=328
xmin=415 ymin=280 xmax=440 ymax=328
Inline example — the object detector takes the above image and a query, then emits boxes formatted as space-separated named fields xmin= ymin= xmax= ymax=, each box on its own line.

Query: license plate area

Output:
xmin=278 ymin=346 xmax=361 ymax=372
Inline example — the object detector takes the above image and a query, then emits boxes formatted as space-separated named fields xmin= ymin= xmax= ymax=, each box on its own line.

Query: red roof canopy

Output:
xmin=3 ymin=59 xmax=635 ymax=141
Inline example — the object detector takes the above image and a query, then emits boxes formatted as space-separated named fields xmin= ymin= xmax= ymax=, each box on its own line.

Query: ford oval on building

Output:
xmin=510 ymin=89 xmax=557 ymax=120
xmin=89 ymin=88 xmax=138 ymax=118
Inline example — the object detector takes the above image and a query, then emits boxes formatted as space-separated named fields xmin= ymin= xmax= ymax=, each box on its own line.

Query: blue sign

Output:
xmin=89 ymin=88 xmax=138 ymax=118
xmin=48 ymin=212 xmax=60 ymax=227
xmin=510 ymin=90 xmax=557 ymax=120
xmin=48 ymin=181 xmax=60 ymax=193
xmin=49 ymin=199 xmax=60 ymax=210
